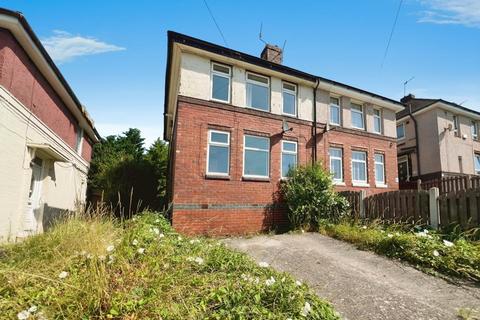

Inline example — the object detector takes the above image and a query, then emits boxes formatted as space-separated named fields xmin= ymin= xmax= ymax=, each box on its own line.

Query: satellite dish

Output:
xmin=282 ymin=120 xmax=293 ymax=134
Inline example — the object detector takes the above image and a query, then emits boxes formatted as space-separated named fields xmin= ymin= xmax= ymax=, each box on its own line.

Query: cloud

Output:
xmin=418 ymin=0 xmax=480 ymax=27
xmin=42 ymin=30 xmax=125 ymax=63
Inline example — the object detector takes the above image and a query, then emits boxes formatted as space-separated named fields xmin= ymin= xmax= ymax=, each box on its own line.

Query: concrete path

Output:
xmin=224 ymin=233 xmax=480 ymax=320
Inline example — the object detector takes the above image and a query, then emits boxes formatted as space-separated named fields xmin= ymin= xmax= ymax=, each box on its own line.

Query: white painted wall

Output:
xmin=0 ymin=86 xmax=88 ymax=242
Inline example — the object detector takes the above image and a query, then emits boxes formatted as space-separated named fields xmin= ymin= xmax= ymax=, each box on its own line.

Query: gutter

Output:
xmin=408 ymin=103 xmax=421 ymax=177
xmin=312 ymin=79 xmax=320 ymax=163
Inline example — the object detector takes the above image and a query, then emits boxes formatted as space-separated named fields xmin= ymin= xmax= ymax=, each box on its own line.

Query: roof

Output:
xmin=164 ymin=31 xmax=404 ymax=140
xmin=397 ymin=97 xmax=480 ymax=120
xmin=0 ymin=7 xmax=100 ymax=141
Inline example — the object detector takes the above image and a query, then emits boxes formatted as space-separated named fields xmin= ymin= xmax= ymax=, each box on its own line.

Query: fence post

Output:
xmin=428 ymin=187 xmax=439 ymax=229
xmin=359 ymin=190 xmax=366 ymax=219
xmin=417 ymin=179 xmax=422 ymax=191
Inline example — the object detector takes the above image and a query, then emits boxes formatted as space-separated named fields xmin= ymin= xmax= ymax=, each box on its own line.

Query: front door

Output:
xmin=24 ymin=157 xmax=43 ymax=233
xmin=398 ymin=157 xmax=409 ymax=182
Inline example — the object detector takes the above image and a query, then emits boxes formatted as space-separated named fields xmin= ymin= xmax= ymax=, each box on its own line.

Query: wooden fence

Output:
xmin=340 ymin=187 xmax=479 ymax=229
xmin=400 ymin=175 xmax=480 ymax=195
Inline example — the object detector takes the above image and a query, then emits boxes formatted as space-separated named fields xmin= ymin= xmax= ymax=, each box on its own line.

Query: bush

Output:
xmin=280 ymin=163 xmax=349 ymax=230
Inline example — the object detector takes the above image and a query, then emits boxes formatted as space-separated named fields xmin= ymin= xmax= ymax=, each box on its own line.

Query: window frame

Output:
xmin=374 ymin=153 xmax=386 ymax=186
xmin=475 ymin=153 xmax=480 ymax=175
xmin=246 ymin=72 xmax=270 ymax=112
xmin=281 ymin=140 xmax=297 ymax=178
xmin=206 ymin=129 xmax=230 ymax=176
xmin=210 ymin=62 xmax=231 ymax=103
xmin=243 ymin=134 xmax=270 ymax=178
xmin=351 ymin=102 xmax=365 ymax=130
xmin=351 ymin=150 xmax=368 ymax=185
xmin=329 ymin=147 xmax=344 ymax=184
xmin=453 ymin=115 xmax=459 ymax=136
xmin=373 ymin=108 xmax=382 ymax=134
xmin=396 ymin=122 xmax=405 ymax=140
xmin=329 ymin=96 xmax=341 ymax=126
xmin=282 ymin=82 xmax=297 ymax=117
xmin=76 ymin=127 xmax=84 ymax=154
xmin=397 ymin=155 xmax=410 ymax=182
xmin=472 ymin=121 xmax=478 ymax=140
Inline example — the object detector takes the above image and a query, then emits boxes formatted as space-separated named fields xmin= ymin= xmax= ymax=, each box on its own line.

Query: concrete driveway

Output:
xmin=224 ymin=233 xmax=480 ymax=320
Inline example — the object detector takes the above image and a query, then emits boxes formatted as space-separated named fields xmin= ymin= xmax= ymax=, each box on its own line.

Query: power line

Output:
xmin=381 ymin=0 xmax=404 ymax=68
xmin=202 ymin=0 xmax=228 ymax=47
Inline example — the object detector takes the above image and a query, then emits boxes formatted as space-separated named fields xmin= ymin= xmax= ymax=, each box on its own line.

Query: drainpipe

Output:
xmin=312 ymin=79 xmax=320 ymax=163
xmin=408 ymin=103 xmax=421 ymax=178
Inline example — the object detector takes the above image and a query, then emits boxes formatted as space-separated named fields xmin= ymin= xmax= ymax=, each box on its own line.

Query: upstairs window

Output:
xmin=453 ymin=115 xmax=459 ymax=136
xmin=397 ymin=123 xmax=405 ymax=140
xmin=211 ymin=63 xmax=231 ymax=102
xmin=374 ymin=153 xmax=385 ymax=185
xmin=475 ymin=154 xmax=480 ymax=175
xmin=472 ymin=121 xmax=478 ymax=140
xmin=207 ymin=130 xmax=230 ymax=175
xmin=76 ymin=127 xmax=83 ymax=154
xmin=351 ymin=103 xmax=364 ymax=129
xmin=281 ymin=140 xmax=297 ymax=178
xmin=373 ymin=108 xmax=382 ymax=134
xmin=330 ymin=97 xmax=341 ymax=125
xmin=246 ymin=73 xmax=270 ymax=111
xmin=329 ymin=147 xmax=343 ymax=182
xmin=282 ymin=82 xmax=297 ymax=116
xmin=243 ymin=135 xmax=270 ymax=178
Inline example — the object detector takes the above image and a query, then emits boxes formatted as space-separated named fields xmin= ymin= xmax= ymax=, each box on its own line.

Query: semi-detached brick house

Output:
xmin=0 ymin=8 xmax=100 ymax=242
xmin=164 ymin=31 xmax=404 ymax=235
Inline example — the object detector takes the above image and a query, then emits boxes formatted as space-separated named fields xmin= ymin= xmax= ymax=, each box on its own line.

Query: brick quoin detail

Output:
xmin=171 ymin=98 xmax=398 ymax=235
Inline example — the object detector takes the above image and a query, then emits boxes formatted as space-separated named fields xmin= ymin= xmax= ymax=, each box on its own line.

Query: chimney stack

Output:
xmin=261 ymin=44 xmax=283 ymax=64
xmin=401 ymin=93 xmax=416 ymax=104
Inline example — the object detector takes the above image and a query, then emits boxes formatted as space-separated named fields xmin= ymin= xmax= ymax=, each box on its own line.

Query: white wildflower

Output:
xmin=395 ymin=232 xmax=401 ymax=236
xmin=301 ymin=301 xmax=312 ymax=316
xmin=189 ymin=239 xmax=200 ymax=244
xmin=137 ymin=248 xmax=145 ymax=254
xmin=416 ymin=232 xmax=427 ymax=237
xmin=86 ymin=254 xmax=93 ymax=259
xmin=151 ymin=227 xmax=160 ymax=235
xmin=258 ymin=261 xmax=269 ymax=268
xmin=106 ymin=245 xmax=115 ymax=253
xmin=187 ymin=257 xmax=194 ymax=262
xmin=362 ymin=226 xmax=367 ymax=229
xmin=27 ymin=306 xmax=37 ymax=313
xmin=132 ymin=239 xmax=138 ymax=246
xmin=194 ymin=257 xmax=204 ymax=265
xmin=380 ymin=230 xmax=385 ymax=233
xmin=17 ymin=310 xmax=30 ymax=320
xmin=433 ymin=250 xmax=440 ymax=257
xmin=58 ymin=271 xmax=68 ymax=279
xmin=155 ymin=219 xmax=160 ymax=223
xmin=443 ymin=240 xmax=454 ymax=247
xmin=177 ymin=236 xmax=183 ymax=241
xmin=158 ymin=233 xmax=165 ymax=238
xmin=423 ymin=229 xmax=429 ymax=234
xmin=253 ymin=277 xmax=260 ymax=284
xmin=387 ymin=233 xmax=394 ymax=238
xmin=265 ymin=276 xmax=276 ymax=286
xmin=295 ymin=280 xmax=302 ymax=286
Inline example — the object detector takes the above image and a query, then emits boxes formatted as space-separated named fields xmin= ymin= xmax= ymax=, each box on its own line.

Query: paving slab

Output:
xmin=224 ymin=233 xmax=480 ymax=320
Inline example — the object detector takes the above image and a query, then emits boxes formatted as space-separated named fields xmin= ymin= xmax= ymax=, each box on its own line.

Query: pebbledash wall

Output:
xmin=165 ymin=33 xmax=403 ymax=235
xmin=0 ymin=24 xmax=96 ymax=242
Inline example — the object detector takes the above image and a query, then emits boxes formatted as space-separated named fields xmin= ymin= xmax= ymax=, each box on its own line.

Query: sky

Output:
xmin=2 ymin=0 xmax=479 ymax=147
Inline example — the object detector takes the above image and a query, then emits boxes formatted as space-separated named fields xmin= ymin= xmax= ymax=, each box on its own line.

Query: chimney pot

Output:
xmin=260 ymin=44 xmax=283 ymax=64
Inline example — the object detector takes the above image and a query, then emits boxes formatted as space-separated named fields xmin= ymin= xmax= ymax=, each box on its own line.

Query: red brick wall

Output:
xmin=171 ymin=96 xmax=398 ymax=235
xmin=81 ymin=135 xmax=94 ymax=162
xmin=0 ymin=28 xmax=92 ymax=161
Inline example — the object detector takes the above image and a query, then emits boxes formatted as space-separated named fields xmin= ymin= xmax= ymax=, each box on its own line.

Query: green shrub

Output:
xmin=280 ymin=163 xmax=349 ymax=230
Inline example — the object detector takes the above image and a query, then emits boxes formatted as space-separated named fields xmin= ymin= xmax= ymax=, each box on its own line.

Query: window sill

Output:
xmin=242 ymin=176 xmax=270 ymax=182
xmin=352 ymin=182 xmax=370 ymax=187
xmin=375 ymin=183 xmax=388 ymax=188
xmin=351 ymin=126 xmax=366 ymax=131
xmin=210 ymin=98 xmax=230 ymax=104
xmin=205 ymin=174 xmax=230 ymax=180
xmin=333 ymin=181 xmax=346 ymax=186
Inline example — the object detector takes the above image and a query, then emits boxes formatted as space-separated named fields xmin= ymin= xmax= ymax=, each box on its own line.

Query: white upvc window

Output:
xmin=475 ymin=154 xmax=480 ymax=175
xmin=281 ymin=140 xmax=297 ymax=178
xmin=397 ymin=123 xmax=405 ymax=140
xmin=351 ymin=102 xmax=365 ymax=129
xmin=246 ymin=72 xmax=270 ymax=111
xmin=373 ymin=108 xmax=382 ymax=134
xmin=472 ymin=121 xmax=478 ymax=140
xmin=329 ymin=147 xmax=343 ymax=183
xmin=206 ymin=130 xmax=230 ymax=175
xmin=374 ymin=153 xmax=386 ymax=185
xmin=453 ymin=115 xmax=459 ymax=135
xmin=76 ymin=127 xmax=84 ymax=154
xmin=329 ymin=96 xmax=341 ymax=125
xmin=243 ymin=135 xmax=270 ymax=178
xmin=282 ymin=82 xmax=297 ymax=116
xmin=211 ymin=63 xmax=231 ymax=103
xmin=352 ymin=150 xmax=368 ymax=184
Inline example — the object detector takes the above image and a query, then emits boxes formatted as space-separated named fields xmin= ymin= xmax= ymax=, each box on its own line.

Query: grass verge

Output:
xmin=0 ymin=212 xmax=339 ymax=319
xmin=318 ymin=219 xmax=480 ymax=282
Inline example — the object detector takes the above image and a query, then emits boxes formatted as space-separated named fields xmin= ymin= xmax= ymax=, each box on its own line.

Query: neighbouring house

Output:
xmin=163 ymin=31 xmax=404 ymax=235
xmin=397 ymin=94 xmax=480 ymax=183
xmin=0 ymin=8 xmax=100 ymax=242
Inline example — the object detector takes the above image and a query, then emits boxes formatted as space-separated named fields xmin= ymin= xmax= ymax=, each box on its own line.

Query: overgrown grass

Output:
xmin=318 ymin=219 xmax=480 ymax=282
xmin=0 ymin=212 xmax=339 ymax=319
